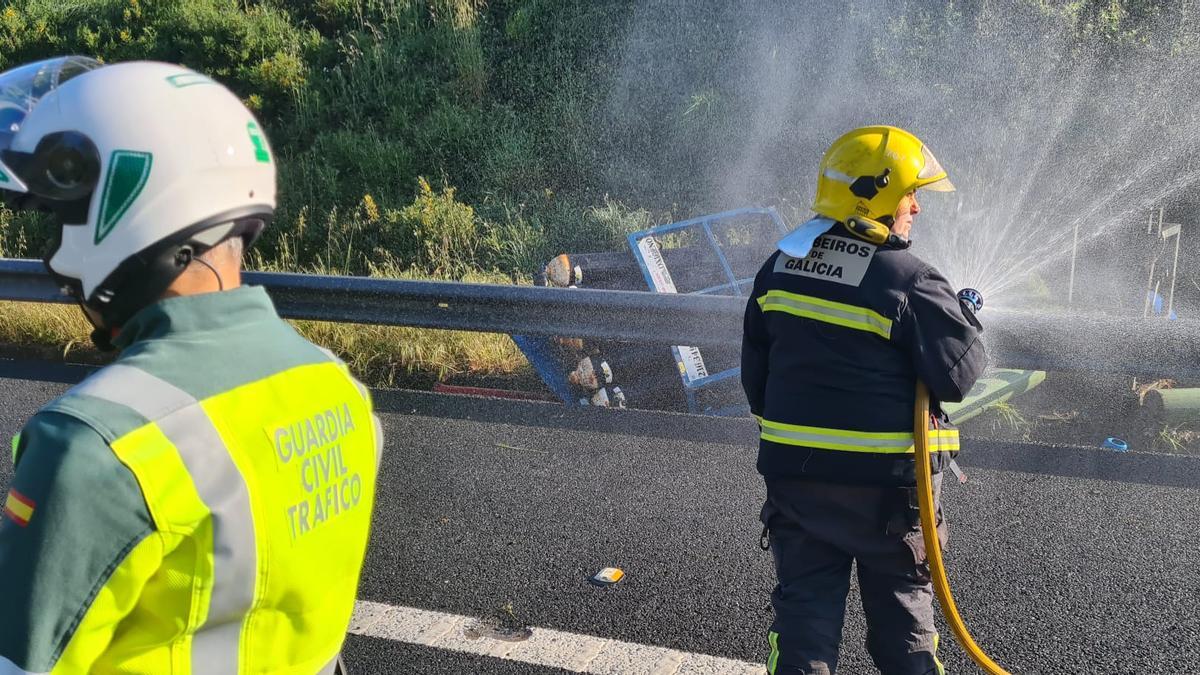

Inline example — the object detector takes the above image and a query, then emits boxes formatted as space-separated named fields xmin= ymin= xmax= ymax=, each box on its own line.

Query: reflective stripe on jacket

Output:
xmin=758 ymin=418 xmax=960 ymax=454
xmin=741 ymin=223 xmax=985 ymax=486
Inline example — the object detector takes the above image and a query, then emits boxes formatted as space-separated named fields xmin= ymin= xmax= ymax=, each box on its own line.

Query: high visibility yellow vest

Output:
xmin=44 ymin=359 xmax=379 ymax=673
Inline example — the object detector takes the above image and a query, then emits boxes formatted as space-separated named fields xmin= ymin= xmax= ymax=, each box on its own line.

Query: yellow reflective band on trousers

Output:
xmin=760 ymin=418 xmax=960 ymax=454
xmin=767 ymin=630 xmax=780 ymax=674
xmin=59 ymin=361 xmax=378 ymax=673
xmin=934 ymin=632 xmax=945 ymax=675
xmin=757 ymin=289 xmax=893 ymax=339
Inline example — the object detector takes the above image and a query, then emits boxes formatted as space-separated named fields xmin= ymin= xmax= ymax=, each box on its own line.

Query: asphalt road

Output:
xmin=1 ymin=360 xmax=1198 ymax=674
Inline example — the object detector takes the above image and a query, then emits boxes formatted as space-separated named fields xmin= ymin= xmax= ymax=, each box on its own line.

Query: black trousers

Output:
xmin=761 ymin=475 xmax=947 ymax=675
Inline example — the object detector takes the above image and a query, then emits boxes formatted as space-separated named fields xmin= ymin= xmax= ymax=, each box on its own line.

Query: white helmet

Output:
xmin=0 ymin=56 xmax=275 ymax=327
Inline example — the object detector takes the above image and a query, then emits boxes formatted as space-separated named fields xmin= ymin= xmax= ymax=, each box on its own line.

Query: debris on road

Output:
xmin=1103 ymin=437 xmax=1130 ymax=452
xmin=590 ymin=567 xmax=625 ymax=586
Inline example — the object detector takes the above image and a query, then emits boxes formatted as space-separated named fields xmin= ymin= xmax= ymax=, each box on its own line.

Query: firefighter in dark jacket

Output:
xmin=741 ymin=125 xmax=986 ymax=675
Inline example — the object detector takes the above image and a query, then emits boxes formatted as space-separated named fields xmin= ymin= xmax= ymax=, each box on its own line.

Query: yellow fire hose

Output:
xmin=914 ymin=380 xmax=1009 ymax=674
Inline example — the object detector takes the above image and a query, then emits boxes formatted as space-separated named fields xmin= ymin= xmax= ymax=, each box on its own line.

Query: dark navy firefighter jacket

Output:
xmin=741 ymin=222 xmax=986 ymax=487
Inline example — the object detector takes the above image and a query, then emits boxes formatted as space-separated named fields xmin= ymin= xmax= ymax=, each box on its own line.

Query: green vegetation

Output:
xmin=983 ymin=400 xmax=1032 ymax=438
xmin=1152 ymin=424 xmax=1199 ymax=455
xmin=0 ymin=288 xmax=527 ymax=389
xmin=0 ymin=0 xmax=659 ymax=280
xmin=0 ymin=0 xmax=1194 ymax=384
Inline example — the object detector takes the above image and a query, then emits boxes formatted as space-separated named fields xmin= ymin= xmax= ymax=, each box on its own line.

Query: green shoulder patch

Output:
xmin=96 ymin=151 xmax=153 ymax=244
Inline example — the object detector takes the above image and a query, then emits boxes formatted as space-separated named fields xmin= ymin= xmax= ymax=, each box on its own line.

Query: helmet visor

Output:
xmin=0 ymin=56 xmax=103 ymax=194
xmin=916 ymin=144 xmax=955 ymax=192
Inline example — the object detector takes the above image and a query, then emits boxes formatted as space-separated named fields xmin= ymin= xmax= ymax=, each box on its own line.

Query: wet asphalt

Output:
xmin=0 ymin=360 xmax=1197 ymax=674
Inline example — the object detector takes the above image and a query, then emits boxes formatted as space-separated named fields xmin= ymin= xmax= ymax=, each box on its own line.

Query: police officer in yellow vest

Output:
xmin=0 ymin=57 xmax=380 ymax=673
xmin=742 ymin=126 xmax=986 ymax=674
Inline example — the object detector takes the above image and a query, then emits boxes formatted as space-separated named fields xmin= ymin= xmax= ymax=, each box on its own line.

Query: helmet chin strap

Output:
xmin=89 ymin=324 xmax=117 ymax=352
xmin=845 ymin=215 xmax=912 ymax=250
xmin=77 ymin=300 xmax=118 ymax=352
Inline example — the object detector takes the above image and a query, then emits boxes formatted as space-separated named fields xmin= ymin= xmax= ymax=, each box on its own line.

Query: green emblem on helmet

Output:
xmin=0 ymin=167 xmax=9 ymax=183
xmin=96 ymin=150 xmax=153 ymax=244
xmin=165 ymin=73 xmax=216 ymax=88
xmin=247 ymin=122 xmax=270 ymax=164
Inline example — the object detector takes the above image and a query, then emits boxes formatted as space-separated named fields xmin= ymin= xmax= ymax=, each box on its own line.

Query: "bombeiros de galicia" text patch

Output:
xmin=774 ymin=235 xmax=875 ymax=286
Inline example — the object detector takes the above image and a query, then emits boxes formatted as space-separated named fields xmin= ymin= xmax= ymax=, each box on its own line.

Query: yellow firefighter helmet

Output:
xmin=812 ymin=125 xmax=953 ymax=244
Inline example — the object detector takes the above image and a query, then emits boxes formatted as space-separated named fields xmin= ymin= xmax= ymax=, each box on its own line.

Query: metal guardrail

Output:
xmin=0 ymin=258 xmax=1195 ymax=378
xmin=0 ymin=258 xmax=745 ymax=345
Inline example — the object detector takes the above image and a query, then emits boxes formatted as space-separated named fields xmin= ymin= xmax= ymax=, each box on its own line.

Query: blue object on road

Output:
xmin=1102 ymin=437 xmax=1129 ymax=452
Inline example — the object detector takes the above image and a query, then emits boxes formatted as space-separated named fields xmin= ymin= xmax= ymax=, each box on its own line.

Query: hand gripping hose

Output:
xmin=914 ymin=380 xmax=1009 ymax=674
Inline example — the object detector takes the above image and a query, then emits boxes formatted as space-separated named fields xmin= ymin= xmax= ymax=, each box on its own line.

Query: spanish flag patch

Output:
xmin=4 ymin=489 xmax=34 ymax=527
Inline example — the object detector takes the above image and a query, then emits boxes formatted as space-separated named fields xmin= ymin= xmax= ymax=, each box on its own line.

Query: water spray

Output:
xmin=914 ymin=289 xmax=1008 ymax=674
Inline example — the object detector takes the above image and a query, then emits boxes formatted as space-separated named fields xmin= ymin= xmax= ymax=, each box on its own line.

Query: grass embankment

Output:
xmin=0 ymin=1 xmax=657 ymax=389
xmin=0 ymin=182 xmax=651 ymax=390
xmin=0 ymin=206 xmax=539 ymax=389
xmin=0 ymin=292 xmax=529 ymax=390
xmin=284 ymin=268 xmax=532 ymax=389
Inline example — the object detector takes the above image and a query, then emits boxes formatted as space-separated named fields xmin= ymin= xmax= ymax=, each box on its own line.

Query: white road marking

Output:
xmin=349 ymin=600 xmax=764 ymax=674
